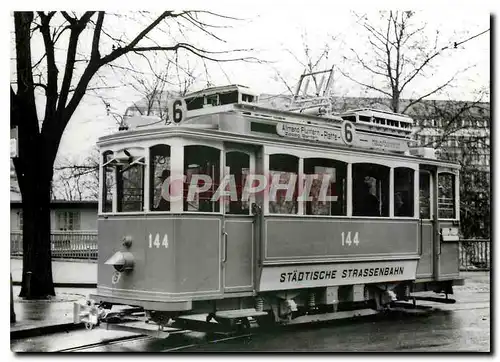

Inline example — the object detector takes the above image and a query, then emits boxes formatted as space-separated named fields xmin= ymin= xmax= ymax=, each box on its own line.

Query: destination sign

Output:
xmin=276 ymin=123 xmax=342 ymax=144
xmin=276 ymin=122 xmax=408 ymax=152
xmin=258 ymin=259 xmax=418 ymax=291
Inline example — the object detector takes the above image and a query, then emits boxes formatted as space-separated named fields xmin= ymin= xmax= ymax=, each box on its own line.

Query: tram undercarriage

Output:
xmin=75 ymin=278 xmax=463 ymax=338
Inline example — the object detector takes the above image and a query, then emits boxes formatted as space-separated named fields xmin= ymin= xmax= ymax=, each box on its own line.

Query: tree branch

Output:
xmin=91 ymin=11 xmax=105 ymax=60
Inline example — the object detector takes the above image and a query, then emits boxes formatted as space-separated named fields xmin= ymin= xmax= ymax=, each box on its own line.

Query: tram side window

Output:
xmin=150 ymin=145 xmax=171 ymax=211
xmin=438 ymin=173 xmax=456 ymax=219
xmin=352 ymin=163 xmax=389 ymax=217
xmin=419 ymin=171 xmax=431 ymax=219
xmin=269 ymin=154 xmax=298 ymax=214
xmin=394 ymin=168 xmax=414 ymax=217
xmin=184 ymin=145 xmax=220 ymax=212
xmin=102 ymin=151 xmax=115 ymax=213
xmin=225 ymin=152 xmax=250 ymax=214
xmin=304 ymin=158 xmax=347 ymax=216
xmin=117 ymin=159 xmax=145 ymax=212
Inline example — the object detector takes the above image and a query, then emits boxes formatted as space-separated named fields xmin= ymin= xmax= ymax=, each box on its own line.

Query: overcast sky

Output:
xmin=7 ymin=4 xmax=492 ymax=164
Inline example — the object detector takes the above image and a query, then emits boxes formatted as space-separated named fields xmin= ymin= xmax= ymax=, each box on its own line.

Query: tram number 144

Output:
xmin=149 ymin=233 xmax=169 ymax=248
xmin=341 ymin=231 xmax=360 ymax=246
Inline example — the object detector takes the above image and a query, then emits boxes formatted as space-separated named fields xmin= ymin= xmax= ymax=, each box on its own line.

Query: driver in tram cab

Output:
xmin=154 ymin=169 xmax=170 ymax=211
xmin=362 ymin=176 xmax=380 ymax=216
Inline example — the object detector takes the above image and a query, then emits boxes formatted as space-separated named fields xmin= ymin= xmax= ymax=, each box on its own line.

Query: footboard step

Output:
xmin=215 ymin=309 xmax=268 ymax=319
xmin=413 ymin=296 xmax=456 ymax=304
xmin=286 ymin=308 xmax=378 ymax=325
xmin=102 ymin=319 xmax=182 ymax=338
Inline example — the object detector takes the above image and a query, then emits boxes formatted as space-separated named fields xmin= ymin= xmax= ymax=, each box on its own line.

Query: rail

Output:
xmin=459 ymin=239 xmax=490 ymax=271
xmin=11 ymin=230 xmax=98 ymax=261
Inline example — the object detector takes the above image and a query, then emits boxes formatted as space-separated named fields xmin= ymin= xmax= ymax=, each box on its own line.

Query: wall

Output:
xmin=10 ymin=205 xmax=98 ymax=231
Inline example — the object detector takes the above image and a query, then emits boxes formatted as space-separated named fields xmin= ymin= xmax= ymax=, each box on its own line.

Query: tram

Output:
xmin=75 ymin=82 xmax=463 ymax=336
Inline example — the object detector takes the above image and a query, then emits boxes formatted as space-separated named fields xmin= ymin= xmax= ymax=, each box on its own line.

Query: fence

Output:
xmin=11 ymin=230 xmax=98 ymax=261
xmin=459 ymin=239 xmax=491 ymax=271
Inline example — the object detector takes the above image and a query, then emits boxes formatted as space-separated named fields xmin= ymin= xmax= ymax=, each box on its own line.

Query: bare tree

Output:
xmin=53 ymin=148 xmax=100 ymax=201
xmin=338 ymin=11 xmax=489 ymax=113
xmin=124 ymin=61 xmax=198 ymax=122
xmin=11 ymin=11 xmax=257 ymax=298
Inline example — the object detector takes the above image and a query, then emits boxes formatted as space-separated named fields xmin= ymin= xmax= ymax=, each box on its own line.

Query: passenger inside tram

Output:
xmin=394 ymin=192 xmax=407 ymax=216
xmin=361 ymin=176 xmax=380 ymax=216
xmin=153 ymin=169 xmax=170 ymax=211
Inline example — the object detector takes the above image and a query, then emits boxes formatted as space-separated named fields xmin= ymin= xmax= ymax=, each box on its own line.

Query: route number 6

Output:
xmin=169 ymin=98 xmax=186 ymax=124
xmin=341 ymin=120 xmax=356 ymax=146
xmin=341 ymin=231 xmax=359 ymax=246
xmin=149 ymin=233 xmax=169 ymax=248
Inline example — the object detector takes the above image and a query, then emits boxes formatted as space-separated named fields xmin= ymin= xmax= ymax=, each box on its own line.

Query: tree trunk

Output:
xmin=17 ymin=137 xmax=55 ymax=299
xmin=10 ymin=273 xmax=16 ymax=323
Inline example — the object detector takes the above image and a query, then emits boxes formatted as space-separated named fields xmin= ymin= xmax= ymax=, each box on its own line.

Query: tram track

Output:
xmin=56 ymin=335 xmax=152 ymax=352
xmin=56 ymin=331 xmax=254 ymax=352
xmin=54 ymin=300 xmax=490 ymax=352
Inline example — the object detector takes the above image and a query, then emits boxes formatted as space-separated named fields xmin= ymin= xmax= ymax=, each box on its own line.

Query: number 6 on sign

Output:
xmin=341 ymin=120 xmax=356 ymax=146
xmin=168 ymin=98 xmax=187 ymax=124
xmin=149 ymin=233 xmax=169 ymax=248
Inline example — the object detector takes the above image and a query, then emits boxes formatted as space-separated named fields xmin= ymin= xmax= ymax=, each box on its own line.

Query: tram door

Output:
xmin=222 ymin=145 xmax=257 ymax=293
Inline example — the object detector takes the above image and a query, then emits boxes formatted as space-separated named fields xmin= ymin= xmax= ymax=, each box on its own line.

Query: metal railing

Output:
xmin=459 ymin=239 xmax=491 ymax=271
xmin=11 ymin=230 xmax=98 ymax=261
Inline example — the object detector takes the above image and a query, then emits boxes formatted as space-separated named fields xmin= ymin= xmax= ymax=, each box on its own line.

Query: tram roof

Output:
xmin=97 ymin=106 xmax=460 ymax=170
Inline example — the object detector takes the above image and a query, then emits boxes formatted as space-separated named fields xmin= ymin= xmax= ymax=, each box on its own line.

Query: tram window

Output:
xmin=394 ymin=168 xmax=414 ymax=217
xmin=117 ymin=163 xmax=145 ymax=212
xmin=242 ymin=94 xmax=255 ymax=102
xmin=102 ymin=151 xmax=114 ymax=213
xmin=269 ymin=154 xmax=298 ymax=214
xmin=419 ymin=171 xmax=431 ymax=219
xmin=342 ymin=115 xmax=356 ymax=123
xmin=206 ymin=94 xmax=218 ymax=106
xmin=438 ymin=173 xmax=456 ymax=219
xmin=150 ymin=145 xmax=171 ymax=212
xmin=184 ymin=145 xmax=220 ymax=212
xmin=225 ymin=152 xmax=250 ymax=214
xmin=304 ymin=158 xmax=347 ymax=216
xmin=219 ymin=91 xmax=239 ymax=105
xmin=185 ymin=97 xmax=204 ymax=111
xmin=352 ymin=163 xmax=389 ymax=217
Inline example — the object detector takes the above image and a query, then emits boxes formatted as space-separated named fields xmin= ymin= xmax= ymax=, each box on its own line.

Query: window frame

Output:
xmin=393 ymin=167 xmax=415 ymax=218
xmin=183 ymin=144 xmax=222 ymax=213
xmin=224 ymin=149 xmax=255 ymax=216
xmin=303 ymin=157 xmax=347 ymax=216
xmin=55 ymin=210 xmax=81 ymax=231
xmin=149 ymin=144 xmax=172 ymax=213
xmin=437 ymin=171 xmax=459 ymax=220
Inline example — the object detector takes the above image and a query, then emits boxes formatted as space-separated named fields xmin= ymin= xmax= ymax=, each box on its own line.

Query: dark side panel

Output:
xmin=264 ymin=217 xmax=418 ymax=261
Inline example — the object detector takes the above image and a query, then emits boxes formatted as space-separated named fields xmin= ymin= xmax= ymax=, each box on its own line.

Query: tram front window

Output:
xmin=102 ymin=151 xmax=114 ymax=213
xmin=225 ymin=151 xmax=250 ymax=214
xmin=394 ymin=167 xmax=414 ymax=217
xmin=116 ymin=153 xmax=145 ymax=212
xmin=438 ymin=173 xmax=456 ymax=219
xmin=269 ymin=154 xmax=298 ymax=214
xmin=419 ymin=171 xmax=431 ymax=219
xmin=184 ymin=145 xmax=220 ymax=212
xmin=150 ymin=145 xmax=171 ymax=211
xmin=353 ymin=163 xmax=389 ymax=217
xmin=304 ymin=158 xmax=347 ymax=216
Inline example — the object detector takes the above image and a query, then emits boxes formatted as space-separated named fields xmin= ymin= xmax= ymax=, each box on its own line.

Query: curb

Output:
xmin=12 ymin=281 xmax=97 ymax=288
xmin=11 ymin=322 xmax=85 ymax=340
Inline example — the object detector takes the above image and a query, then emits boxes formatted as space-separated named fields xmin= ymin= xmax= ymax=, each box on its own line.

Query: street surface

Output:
xmin=11 ymin=272 xmax=490 ymax=352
